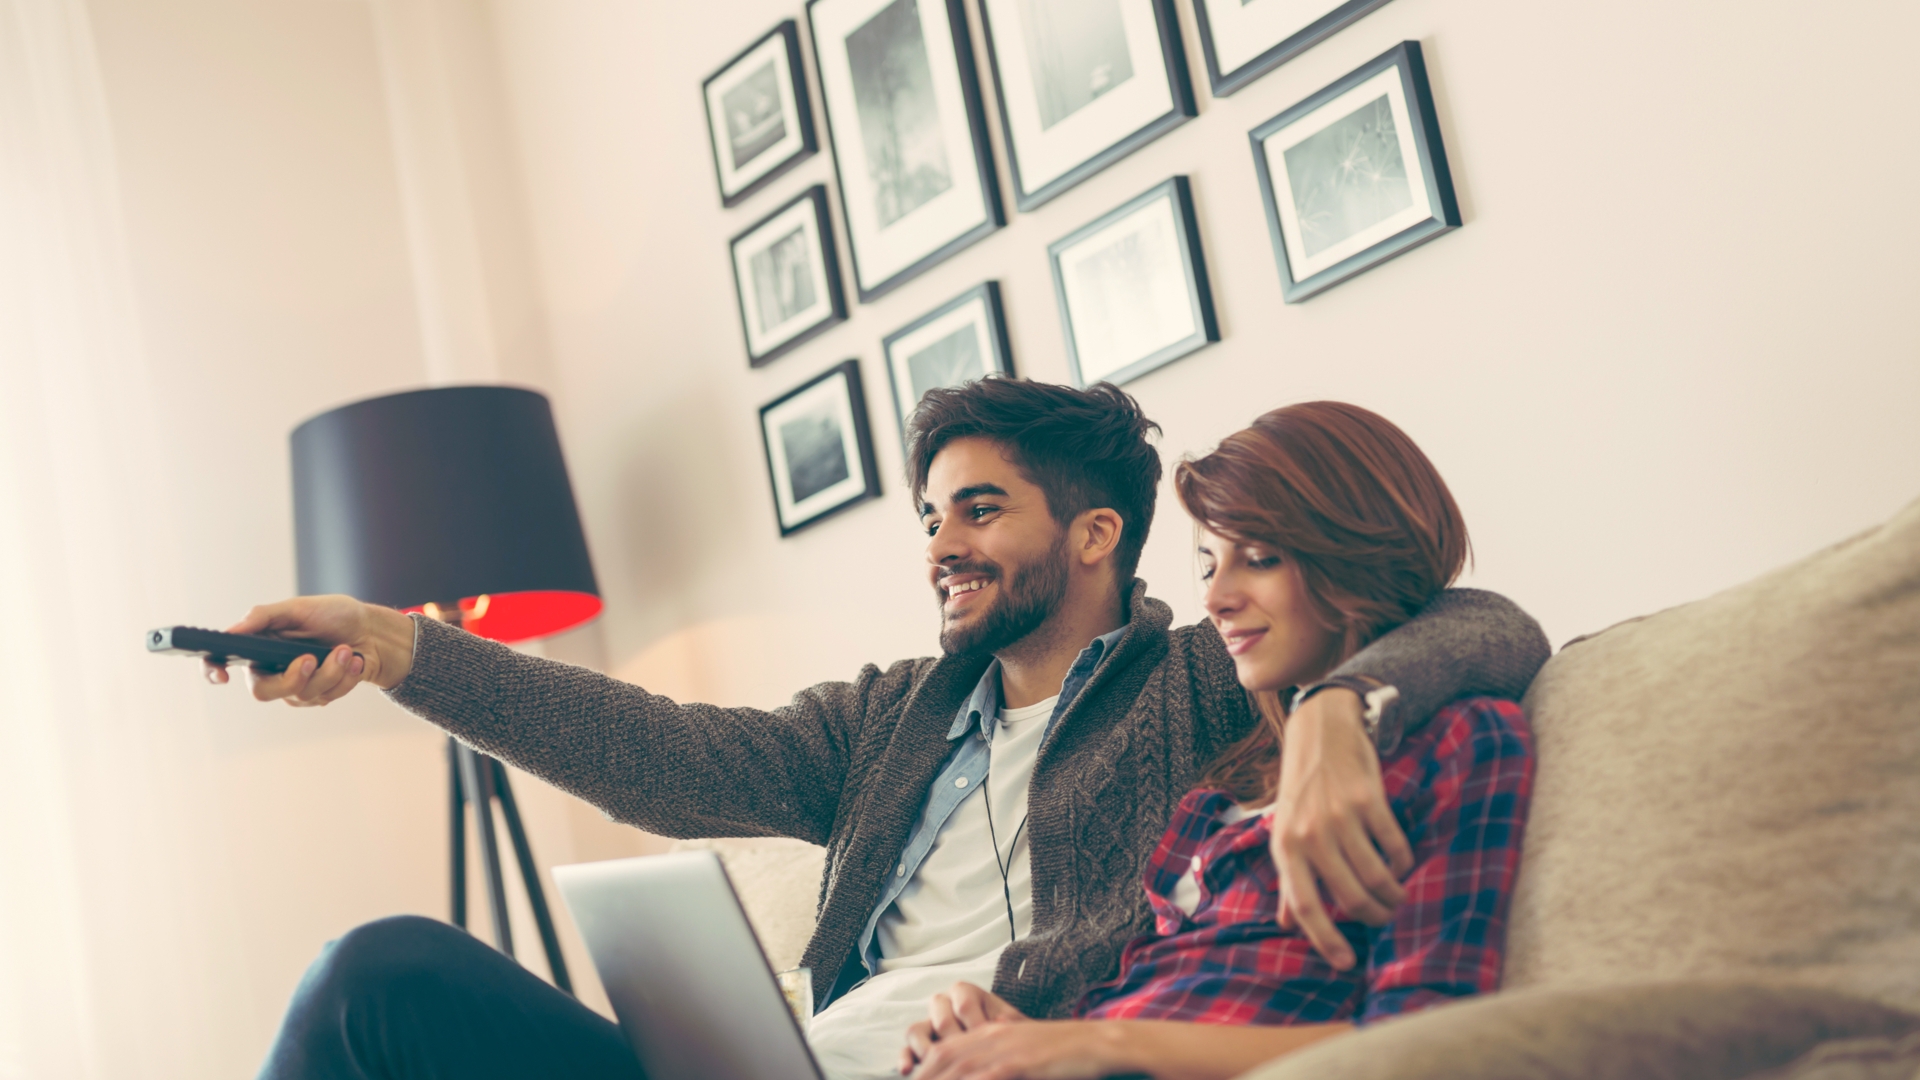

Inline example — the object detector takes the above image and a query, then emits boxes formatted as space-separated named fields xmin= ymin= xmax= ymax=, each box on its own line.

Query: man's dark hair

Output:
xmin=907 ymin=377 xmax=1163 ymax=581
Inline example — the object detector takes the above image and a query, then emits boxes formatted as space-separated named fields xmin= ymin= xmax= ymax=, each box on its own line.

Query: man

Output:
xmin=219 ymin=379 xmax=1548 ymax=1080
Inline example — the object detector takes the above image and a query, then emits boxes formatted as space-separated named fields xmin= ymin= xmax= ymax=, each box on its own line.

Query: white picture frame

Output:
xmin=703 ymin=21 xmax=818 ymax=206
xmin=1193 ymin=0 xmax=1395 ymax=97
xmin=881 ymin=282 xmax=1014 ymax=445
xmin=807 ymin=0 xmax=1003 ymax=301
xmin=729 ymin=185 xmax=848 ymax=366
xmin=978 ymin=0 xmax=1195 ymax=210
xmin=1250 ymin=41 xmax=1460 ymax=301
xmin=1049 ymin=176 xmax=1217 ymax=388
xmin=759 ymin=359 xmax=882 ymax=536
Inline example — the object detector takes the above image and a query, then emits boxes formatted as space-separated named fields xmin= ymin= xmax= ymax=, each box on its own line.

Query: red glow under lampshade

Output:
xmin=400 ymin=591 xmax=603 ymax=645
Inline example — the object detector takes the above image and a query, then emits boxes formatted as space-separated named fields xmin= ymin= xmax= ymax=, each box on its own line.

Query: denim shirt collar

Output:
xmin=945 ymin=622 xmax=1130 ymax=744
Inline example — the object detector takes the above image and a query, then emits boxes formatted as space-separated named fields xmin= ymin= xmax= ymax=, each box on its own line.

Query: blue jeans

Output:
xmin=258 ymin=915 xmax=646 ymax=1080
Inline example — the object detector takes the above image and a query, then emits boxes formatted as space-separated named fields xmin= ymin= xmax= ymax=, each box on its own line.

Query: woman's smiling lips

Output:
xmin=1221 ymin=625 xmax=1268 ymax=656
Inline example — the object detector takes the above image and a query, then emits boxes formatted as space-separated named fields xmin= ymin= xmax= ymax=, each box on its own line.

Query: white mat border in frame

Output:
xmin=759 ymin=359 xmax=882 ymax=536
xmin=702 ymin=21 xmax=816 ymax=206
xmin=729 ymin=185 xmax=847 ymax=366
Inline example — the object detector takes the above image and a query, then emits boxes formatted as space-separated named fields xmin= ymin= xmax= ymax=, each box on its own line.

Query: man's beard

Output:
xmin=937 ymin=533 xmax=1070 ymax=657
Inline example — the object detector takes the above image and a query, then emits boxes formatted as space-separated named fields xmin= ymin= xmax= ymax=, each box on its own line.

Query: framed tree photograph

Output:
xmin=881 ymin=282 xmax=1014 ymax=443
xmin=1049 ymin=176 xmax=1217 ymax=388
xmin=759 ymin=359 xmax=883 ymax=536
xmin=978 ymin=0 xmax=1195 ymax=211
xmin=1250 ymin=41 xmax=1459 ymax=302
xmin=807 ymin=0 xmax=1004 ymax=302
xmin=729 ymin=185 xmax=848 ymax=366
xmin=703 ymin=20 xmax=818 ymax=207
xmin=1193 ymin=0 xmax=1395 ymax=97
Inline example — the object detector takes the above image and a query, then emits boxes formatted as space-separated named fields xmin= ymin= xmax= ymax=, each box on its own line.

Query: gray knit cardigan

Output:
xmin=388 ymin=583 xmax=1547 ymax=1017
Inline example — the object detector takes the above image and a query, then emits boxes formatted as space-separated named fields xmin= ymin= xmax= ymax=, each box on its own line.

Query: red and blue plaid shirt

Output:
xmin=1076 ymin=696 xmax=1534 ymax=1027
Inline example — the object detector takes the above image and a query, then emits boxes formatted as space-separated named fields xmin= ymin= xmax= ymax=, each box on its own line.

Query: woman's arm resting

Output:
xmin=907 ymin=1017 xmax=1352 ymax=1080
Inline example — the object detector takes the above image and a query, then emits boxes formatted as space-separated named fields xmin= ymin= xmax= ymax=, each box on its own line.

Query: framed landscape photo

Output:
xmin=1193 ymin=0 xmax=1395 ymax=97
xmin=807 ymin=0 xmax=1004 ymax=301
xmin=703 ymin=21 xmax=817 ymax=207
xmin=759 ymin=359 xmax=882 ymax=536
xmin=1250 ymin=40 xmax=1460 ymax=302
xmin=1049 ymin=176 xmax=1217 ymax=388
xmin=881 ymin=282 xmax=1014 ymax=443
xmin=729 ymin=185 xmax=847 ymax=366
xmin=979 ymin=0 xmax=1195 ymax=212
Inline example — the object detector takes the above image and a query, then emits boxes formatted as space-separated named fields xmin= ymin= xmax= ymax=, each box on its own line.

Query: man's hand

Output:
xmin=902 ymin=984 xmax=1119 ymax=1080
xmin=202 ymin=595 xmax=417 ymax=705
xmin=1272 ymin=689 xmax=1414 ymax=970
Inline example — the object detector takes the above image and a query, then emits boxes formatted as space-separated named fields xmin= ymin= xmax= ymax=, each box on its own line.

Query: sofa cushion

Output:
xmin=1505 ymin=496 xmax=1920 ymax=1009
xmin=1749 ymin=1030 xmax=1920 ymax=1080
xmin=1235 ymin=982 xmax=1920 ymax=1080
xmin=667 ymin=836 xmax=826 ymax=973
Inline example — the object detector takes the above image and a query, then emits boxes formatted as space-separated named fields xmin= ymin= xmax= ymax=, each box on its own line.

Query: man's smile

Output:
xmin=940 ymin=572 xmax=994 ymax=614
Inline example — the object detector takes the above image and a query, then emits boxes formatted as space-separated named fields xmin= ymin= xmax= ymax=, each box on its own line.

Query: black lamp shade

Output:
xmin=291 ymin=386 xmax=601 ymax=644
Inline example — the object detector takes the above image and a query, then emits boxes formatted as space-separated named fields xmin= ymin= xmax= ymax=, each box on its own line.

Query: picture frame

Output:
xmin=703 ymin=20 xmax=818 ymax=207
xmin=807 ymin=0 xmax=1004 ymax=302
xmin=1049 ymin=176 xmax=1217 ymax=388
xmin=881 ymin=282 xmax=1014 ymax=445
xmin=1193 ymin=0 xmax=1394 ymax=98
xmin=729 ymin=185 xmax=848 ymax=367
xmin=1249 ymin=40 xmax=1460 ymax=302
xmin=759 ymin=359 xmax=883 ymax=536
xmin=978 ymin=0 xmax=1196 ymax=211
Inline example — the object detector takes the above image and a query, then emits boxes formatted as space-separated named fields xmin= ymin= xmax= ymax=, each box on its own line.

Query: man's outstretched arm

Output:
xmin=207 ymin=595 xmax=893 ymax=845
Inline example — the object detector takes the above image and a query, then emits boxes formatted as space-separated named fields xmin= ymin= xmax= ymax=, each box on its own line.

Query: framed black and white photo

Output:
xmin=881 ymin=282 xmax=1014 ymax=443
xmin=807 ymin=0 xmax=1003 ymax=301
xmin=1250 ymin=41 xmax=1459 ymax=302
xmin=1049 ymin=176 xmax=1217 ymax=388
xmin=1193 ymin=0 xmax=1394 ymax=97
xmin=703 ymin=21 xmax=818 ymax=207
xmin=979 ymin=0 xmax=1195 ymax=211
xmin=729 ymin=185 xmax=848 ymax=366
xmin=759 ymin=359 xmax=882 ymax=536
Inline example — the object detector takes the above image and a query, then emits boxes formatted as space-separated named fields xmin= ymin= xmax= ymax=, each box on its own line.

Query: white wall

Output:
xmin=42 ymin=0 xmax=1920 ymax=1073
xmin=491 ymin=0 xmax=1920 ymax=689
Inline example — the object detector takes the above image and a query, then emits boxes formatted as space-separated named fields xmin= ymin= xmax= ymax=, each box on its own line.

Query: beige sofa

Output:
xmin=679 ymin=496 xmax=1920 ymax=1079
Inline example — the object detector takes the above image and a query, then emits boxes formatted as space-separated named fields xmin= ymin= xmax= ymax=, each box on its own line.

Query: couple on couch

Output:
xmin=216 ymin=378 xmax=1549 ymax=1080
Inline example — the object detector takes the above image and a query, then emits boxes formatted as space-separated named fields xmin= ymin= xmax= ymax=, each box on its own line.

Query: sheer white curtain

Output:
xmin=0 ymin=1 xmax=241 ymax=1076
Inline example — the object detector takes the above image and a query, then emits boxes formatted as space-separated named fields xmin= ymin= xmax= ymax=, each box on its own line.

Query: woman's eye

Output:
xmin=1249 ymin=554 xmax=1282 ymax=570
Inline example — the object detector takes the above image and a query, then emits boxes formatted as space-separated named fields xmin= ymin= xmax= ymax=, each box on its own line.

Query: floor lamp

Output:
xmin=289 ymin=385 xmax=602 ymax=994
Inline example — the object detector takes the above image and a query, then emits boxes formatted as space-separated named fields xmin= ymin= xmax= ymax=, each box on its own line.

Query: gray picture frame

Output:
xmin=1048 ymin=176 xmax=1217 ymax=388
xmin=1249 ymin=40 xmax=1460 ymax=303
xmin=702 ymin=20 xmax=819 ymax=207
xmin=807 ymin=0 xmax=1005 ymax=303
xmin=758 ymin=359 xmax=883 ymax=536
xmin=881 ymin=281 xmax=1015 ymax=445
xmin=728 ymin=185 xmax=848 ymax=367
xmin=1193 ymin=0 xmax=1394 ymax=98
xmin=977 ymin=0 xmax=1196 ymax=211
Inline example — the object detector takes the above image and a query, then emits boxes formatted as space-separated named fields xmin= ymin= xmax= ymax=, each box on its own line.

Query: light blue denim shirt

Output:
xmin=850 ymin=624 xmax=1129 ymax=984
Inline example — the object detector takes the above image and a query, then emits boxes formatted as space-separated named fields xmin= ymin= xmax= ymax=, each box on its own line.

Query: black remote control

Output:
xmin=147 ymin=626 xmax=345 ymax=673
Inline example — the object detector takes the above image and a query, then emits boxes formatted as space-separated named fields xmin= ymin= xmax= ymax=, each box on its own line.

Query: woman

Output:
xmin=899 ymin=402 xmax=1535 ymax=1080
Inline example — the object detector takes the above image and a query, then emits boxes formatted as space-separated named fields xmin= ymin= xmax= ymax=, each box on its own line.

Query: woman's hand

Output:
xmin=202 ymin=595 xmax=417 ymax=705
xmin=1271 ymin=689 xmax=1415 ymax=969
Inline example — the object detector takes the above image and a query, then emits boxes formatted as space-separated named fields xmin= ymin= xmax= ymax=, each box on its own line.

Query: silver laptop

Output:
xmin=553 ymin=851 xmax=826 ymax=1080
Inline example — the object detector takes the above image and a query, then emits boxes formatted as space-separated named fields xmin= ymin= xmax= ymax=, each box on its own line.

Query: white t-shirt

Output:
xmin=807 ymin=695 xmax=1057 ymax=1080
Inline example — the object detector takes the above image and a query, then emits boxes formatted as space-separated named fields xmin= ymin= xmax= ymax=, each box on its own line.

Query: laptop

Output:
xmin=553 ymin=851 xmax=826 ymax=1080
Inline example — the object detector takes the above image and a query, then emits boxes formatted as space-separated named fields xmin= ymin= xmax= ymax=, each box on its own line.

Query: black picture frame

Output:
xmin=881 ymin=282 xmax=1014 ymax=445
xmin=1249 ymin=40 xmax=1459 ymax=303
xmin=807 ymin=0 xmax=1005 ymax=303
xmin=703 ymin=20 xmax=819 ymax=207
xmin=977 ymin=0 xmax=1196 ymax=212
xmin=1193 ymin=0 xmax=1395 ymax=98
xmin=1049 ymin=176 xmax=1217 ymax=388
xmin=729 ymin=185 xmax=848 ymax=367
xmin=758 ymin=359 xmax=883 ymax=536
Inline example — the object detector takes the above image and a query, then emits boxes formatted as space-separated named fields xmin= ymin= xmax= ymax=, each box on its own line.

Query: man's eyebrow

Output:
xmin=950 ymin=483 xmax=1008 ymax=502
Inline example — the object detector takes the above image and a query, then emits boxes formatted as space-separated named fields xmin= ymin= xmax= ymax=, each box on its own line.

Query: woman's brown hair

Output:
xmin=1173 ymin=401 xmax=1471 ymax=805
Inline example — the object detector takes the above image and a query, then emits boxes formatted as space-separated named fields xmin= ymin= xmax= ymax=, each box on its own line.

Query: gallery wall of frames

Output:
xmin=704 ymin=0 xmax=1459 ymax=536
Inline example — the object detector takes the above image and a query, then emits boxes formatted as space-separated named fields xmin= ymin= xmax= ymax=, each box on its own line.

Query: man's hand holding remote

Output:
xmin=203 ymin=595 xmax=416 ymax=705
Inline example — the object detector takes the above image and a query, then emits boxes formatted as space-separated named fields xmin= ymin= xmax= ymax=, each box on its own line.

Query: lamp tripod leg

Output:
xmin=489 ymin=758 xmax=574 ymax=995
xmin=448 ymin=736 xmax=466 ymax=929
xmin=456 ymin=742 xmax=514 ymax=957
